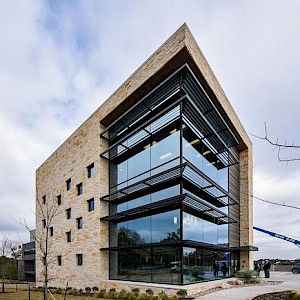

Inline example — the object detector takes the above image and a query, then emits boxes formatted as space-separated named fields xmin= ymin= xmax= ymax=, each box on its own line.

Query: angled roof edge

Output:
xmin=97 ymin=23 xmax=251 ymax=149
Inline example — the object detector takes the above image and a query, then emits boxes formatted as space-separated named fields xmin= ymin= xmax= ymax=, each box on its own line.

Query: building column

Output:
xmin=239 ymin=148 xmax=254 ymax=270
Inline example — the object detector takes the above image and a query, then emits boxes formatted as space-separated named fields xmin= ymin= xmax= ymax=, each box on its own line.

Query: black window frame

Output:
xmin=77 ymin=217 xmax=83 ymax=229
xmin=87 ymin=163 xmax=95 ymax=178
xmin=66 ymin=178 xmax=72 ymax=191
xmin=66 ymin=231 xmax=71 ymax=242
xmin=49 ymin=226 xmax=54 ymax=237
xmin=42 ymin=195 xmax=46 ymax=204
xmin=66 ymin=208 xmax=71 ymax=219
xmin=77 ymin=182 xmax=83 ymax=196
xmin=57 ymin=255 xmax=62 ymax=266
xmin=57 ymin=194 xmax=62 ymax=205
xmin=76 ymin=254 xmax=83 ymax=266
xmin=87 ymin=198 xmax=95 ymax=212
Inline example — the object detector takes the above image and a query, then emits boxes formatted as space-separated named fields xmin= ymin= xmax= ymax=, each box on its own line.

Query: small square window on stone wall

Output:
xmin=57 ymin=255 xmax=62 ymax=266
xmin=50 ymin=227 xmax=53 ymax=237
xmin=77 ymin=182 xmax=83 ymax=196
xmin=57 ymin=194 xmax=62 ymax=205
xmin=87 ymin=198 xmax=95 ymax=212
xmin=87 ymin=163 xmax=95 ymax=178
xmin=77 ymin=217 xmax=83 ymax=229
xmin=66 ymin=178 xmax=72 ymax=191
xmin=42 ymin=219 xmax=46 ymax=228
xmin=66 ymin=208 xmax=71 ymax=219
xmin=42 ymin=195 xmax=46 ymax=204
xmin=76 ymin=254 xmax=83 ymax=266
xmin=66 ymin=231 xmax=71 ymax=242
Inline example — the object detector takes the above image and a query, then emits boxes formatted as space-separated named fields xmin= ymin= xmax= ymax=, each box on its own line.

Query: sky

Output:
xmin=1 ymin=0 xmax=300 ymax=260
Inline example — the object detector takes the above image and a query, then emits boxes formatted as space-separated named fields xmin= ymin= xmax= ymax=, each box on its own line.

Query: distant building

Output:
xmin=18 ymin=230 xmax=35 ymax=282
xmin=36 ymin=24 xmax=256 ymax=288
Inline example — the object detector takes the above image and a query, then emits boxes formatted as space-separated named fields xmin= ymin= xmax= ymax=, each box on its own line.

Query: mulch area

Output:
xmin=252 ymin=291 xmax=292 ymax=299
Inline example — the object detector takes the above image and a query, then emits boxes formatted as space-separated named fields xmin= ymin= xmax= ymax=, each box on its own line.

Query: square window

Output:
xmin=42 ymin=219 xmax=46 ymax=228
xmin=42 ymin=195 xmax=46 ymax=204
xmin=87 ymin=198 xmax=95 ymax=212
xmin=66 ymin=231 xmax=71 ymax=242
xmin=66 ymin=208 xmax=71 ymax=219
xmin=77 ymin=183 xmax=83 ymax=196
xmin=66 ymin=178 xmax=72 ymax=191
xmin=57 ymin=255 xmax=62 ymax=266
xmin=77 ymin=217 xmax=83 ymax=229
xmin=87 ymin=163 xmax=95 ymax=178
xmin=76 ymin=254 xmax=83 ymax=266
xmin=57 ymin=194 xmax=62 ymax=205
xmin=50 ymin=227 xmax=53 ymax=236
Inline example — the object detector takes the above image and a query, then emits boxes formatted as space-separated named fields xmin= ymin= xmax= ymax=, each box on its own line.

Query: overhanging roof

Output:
xmin=97 ymin=23 xmax=251 ymax=151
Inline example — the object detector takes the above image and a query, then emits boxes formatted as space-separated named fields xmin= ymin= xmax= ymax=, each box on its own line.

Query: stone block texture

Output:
xmin=36 ymin=23 xmax=254 ymax=289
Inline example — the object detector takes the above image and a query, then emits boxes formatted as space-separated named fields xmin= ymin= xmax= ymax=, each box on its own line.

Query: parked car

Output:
xmin=291 ymin=262 xmax=300 ymax=274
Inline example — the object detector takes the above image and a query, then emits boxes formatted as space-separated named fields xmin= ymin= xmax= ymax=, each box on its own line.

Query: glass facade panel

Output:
xmin=110 ymin=130 xmax=180 ymax=191
xmin=182 ymin=126 xmax=229 ymax=191
xmin=152 ymin=246 xmax=181 ymax=284
xmin=151 ymin=210 xmax=180 ymax=243
xmin=183 ymin=248 xmax=231 ymax=284
xmin=183 ymin=212 xmax=228 ymax=245
xmin=110 ymin=246 xmax=181 ymax=284
xmin=117 ymin=210 xmax=180 ymax=245
xmin=117 ymin=185 xmax=180 ymax=213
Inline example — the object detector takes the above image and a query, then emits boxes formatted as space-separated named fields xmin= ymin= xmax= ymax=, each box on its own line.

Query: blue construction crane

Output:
xmin=253 ymin=226 xmax=300 ymax=247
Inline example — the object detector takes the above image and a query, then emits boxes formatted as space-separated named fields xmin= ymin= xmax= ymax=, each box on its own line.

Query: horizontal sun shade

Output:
xmin=100 ymin=161 xmax=237 ymax=206
xmin=101 ymin=193 xmax=235 ymax=226
xmin=182 ymin=100 xmax=238 ymax=167
xmin=100 ymin=64 xmax=239 ymax=154
xmin=100 ymin=105 xmax=181 ymax=161
xmin=181 ymin=66 xmax=238 ymax=148
xmin=100 ymin=66 xmax=184 ymax=141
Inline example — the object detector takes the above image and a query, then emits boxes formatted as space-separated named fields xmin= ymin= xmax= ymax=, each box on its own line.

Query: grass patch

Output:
xmin=0 ymin=290 xmax=96 ymax=300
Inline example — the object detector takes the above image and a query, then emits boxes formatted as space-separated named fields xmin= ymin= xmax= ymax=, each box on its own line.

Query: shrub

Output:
xmin=97 ymin=289 xmax=107 ymax=298
xmin=117 ymin=289 xmax=129 ymax=300
xmin=55 ymin=288 xmax=63 ymax=294
xmin=138 ymin=292 xmax=154 ymax=300
xmin=128 ymin=292 xmax=139 ymax=300
xmin=169 ymin=296 xmax=178 ymax=300
xmin=69 ymin=288 xmax=78 ymax=296
xmin=93 ymin=286 xmax=99 ymax=292
xmin=145 ymin=289 xmax=154 ymax=295
xmin=290 ymin=291 xmax=300 ymax=300
xmin=132 ymin=288 xmax=140 ymax=294
xmin=158 ymin=292 xmax=169 ymax=300
xmin=105 ymin=288 xmax=117 ymax=299
xmin=85 ymin=286 xmax=92 ymax=293
xmin=176 ymin=290 xmax=187 ymax=298
xmin=235 ymin=269 xmax=260 ymax=284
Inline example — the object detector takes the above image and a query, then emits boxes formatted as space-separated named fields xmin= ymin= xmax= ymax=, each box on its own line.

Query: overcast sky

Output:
xmin=1 ymin=0 xmax=300 ymax=260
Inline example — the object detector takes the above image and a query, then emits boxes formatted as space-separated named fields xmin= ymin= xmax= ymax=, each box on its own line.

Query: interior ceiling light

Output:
xmin=203 ymin=150 xmax=211 ymax=156
xmin=169 ymin=128 xmax=177 ymax=135
xmin=159 ymin=152 xmax=172 ymax=160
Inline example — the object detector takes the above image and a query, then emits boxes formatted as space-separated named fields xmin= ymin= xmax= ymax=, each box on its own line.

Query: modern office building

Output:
xmin=36 ymin=24 xmax=256 ymax=288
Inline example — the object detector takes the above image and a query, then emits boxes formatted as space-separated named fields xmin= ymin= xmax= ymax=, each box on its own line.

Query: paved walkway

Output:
xmin=197 ymin=272 xmax=300 ymax=299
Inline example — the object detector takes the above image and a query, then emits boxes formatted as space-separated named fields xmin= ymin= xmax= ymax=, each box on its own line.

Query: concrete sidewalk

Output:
xmin=197 ymin=272 xmax=300 ymax=299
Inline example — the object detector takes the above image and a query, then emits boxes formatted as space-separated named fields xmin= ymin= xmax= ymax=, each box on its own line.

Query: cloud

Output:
xmin=1 ymin=0 xmax=300 ymax=260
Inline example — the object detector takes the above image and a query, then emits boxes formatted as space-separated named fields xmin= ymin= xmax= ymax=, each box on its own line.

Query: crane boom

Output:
xmin=253 ymin=226 xmax=300 ymax=246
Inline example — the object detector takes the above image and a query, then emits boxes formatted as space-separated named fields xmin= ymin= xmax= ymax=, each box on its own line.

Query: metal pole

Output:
xmin=28 ymin=284 xmax=31 ymax=300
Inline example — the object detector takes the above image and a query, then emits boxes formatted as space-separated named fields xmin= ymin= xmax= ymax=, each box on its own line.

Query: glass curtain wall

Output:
xmin=108 ymin=103 xmax=231 ymax=284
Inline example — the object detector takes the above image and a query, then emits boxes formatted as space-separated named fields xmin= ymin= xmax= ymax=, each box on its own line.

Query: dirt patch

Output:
xmin=252 ymin=291 xmax=292 ymax=300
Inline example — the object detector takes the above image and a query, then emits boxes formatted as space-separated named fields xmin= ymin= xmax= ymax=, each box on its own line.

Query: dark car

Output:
xmin=292 ymin=262 xmax=300 ymax=274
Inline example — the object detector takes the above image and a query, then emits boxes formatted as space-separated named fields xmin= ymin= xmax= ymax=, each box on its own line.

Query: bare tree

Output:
xmin=0 ymin=234 xmax=10 ymax=293
xmin=251 ymin=123 xmax=300 ymax=162
xmin=21 ymin=195 xmax=59 ymax=300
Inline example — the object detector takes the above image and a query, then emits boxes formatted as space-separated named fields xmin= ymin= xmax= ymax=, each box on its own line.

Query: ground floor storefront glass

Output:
xmin=109 ymin=246 xmax=237 ymax=285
